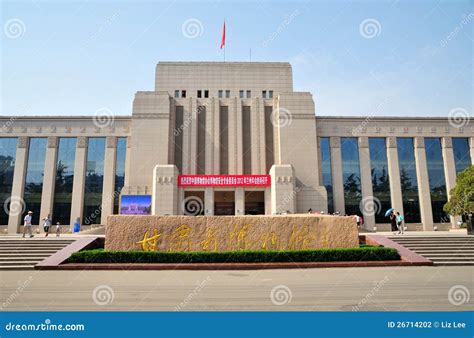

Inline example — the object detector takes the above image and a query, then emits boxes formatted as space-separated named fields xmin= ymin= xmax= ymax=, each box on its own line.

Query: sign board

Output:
xmin=120 ymin=195 xmax=152 ymax=215
xmin=178 ymin=175 xmax=271 ymax=187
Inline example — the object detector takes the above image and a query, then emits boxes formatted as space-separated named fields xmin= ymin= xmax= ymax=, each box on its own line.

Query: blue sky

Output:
xmin=1 ymin=0 xmax=472 ymax=117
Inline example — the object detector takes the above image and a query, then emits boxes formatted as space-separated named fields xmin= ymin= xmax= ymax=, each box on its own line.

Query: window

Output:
xmin=225 ymin=90 xmax=230 ymax=98
xmin=83 ymin=138 xmax=106 ymax=225
xmin=23 ymin=138 xmax=47 ymax=225
xmin=246 ymin=90 xmax=251 ymax=98
xmin=218 ymin=90 xmax=223 ymax=98
xmin=0 ymin=138 xmax=17 ymax=225
xmin=341 ymin=138 xmax=362 ymax=215
xmin=114 ymin=138 xmax=127 ymax=214
xmin=174 ymin=90 xmax=179 ymax=98
xmin=239 ymin=90 xmax=244 ymax=98
xmin=452 ymin=138 xmax=471 ymax=174
xmin=269 ymin=90 xmax=273 ymax=98
xmin=197 ymin=90 xmax=202 ymax=98
xmin=204 ymin=90 xmax=209 ymax=98
xmin=425 ymin=138 xmax=448 ymax=223
xmin=319 ymin=137 xmax=334 ymax=213
xmin=181 ymin=90 xmax=186 ymax=98
xmin=262 ymin=90 xmax=267 ymax=99
xmin=368 ymin=138 xmax=391 ymax=223
xmin=397 ymin=138 xmax=421 ymax=223
xmin=52 ymin=138 xmax=76 ymax=224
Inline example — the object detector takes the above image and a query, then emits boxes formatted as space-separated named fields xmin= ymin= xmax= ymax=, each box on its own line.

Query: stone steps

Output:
xmin=0 ymin=238 xmax=75 ymax=270
xmin=389 ymin=235 xmax=474 ymax=266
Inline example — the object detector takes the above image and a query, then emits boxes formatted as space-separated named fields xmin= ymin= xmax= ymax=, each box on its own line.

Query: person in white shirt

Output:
xmin=22 ymin=211 xmax=34 ymax=238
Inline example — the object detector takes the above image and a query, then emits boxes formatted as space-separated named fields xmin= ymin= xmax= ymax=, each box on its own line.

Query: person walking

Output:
xmin=396 ymin=212 xmax=405 ymax=234
xmin=22 ymin=211 xmax=34 ymax=238
xmin=55 ymin=222 xmax=61 ymax=237
xmin=42 ymin=214 xmax=52 ymax=237
xmin=390 ymin=211 xmax=398 ymax=235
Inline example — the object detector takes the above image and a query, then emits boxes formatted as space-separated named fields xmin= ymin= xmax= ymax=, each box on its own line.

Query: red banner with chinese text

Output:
xmin=178 ymin=175 xmax=271 ymax=187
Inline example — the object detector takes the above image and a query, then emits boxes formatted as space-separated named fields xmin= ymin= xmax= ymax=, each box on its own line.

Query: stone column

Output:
xmin=213 ymin=100 xmax=220 ymax=174
xmin=258 ymin=100 xmax=266 ymax=174
xmin=204 ymin=187 xmax=214 ymax=215
xmin=152 ymin=165 xmax=179 ymax=215
xmin=386 ymin=137 xmax=404 ymax=217
xmin=236 ymin=100 xmax=243 ymax=174
xmin=39 ymin=137 xmax=58 ymax=226
xmin=189 ymin=98 xmax=198 ymax=174
xmin=251 ymin=98 xmax=261 ymax=174
xmin=228 ymin=98 xmax=237 ymax=174
xmin=414 ymin=137 xmax=434 ymax=230
xmin=181 ymin=98 xmax=192 ymax=174
xmin=70 ymin=137 xmax=88 ymax=228
xmin=7 ymin=137 xmax=29 ymax=233
xmin=330 ymin=137 xmax=345 ymax=215
xmin=270 ymin=164 xmax=296 ymax=214
xmin=470 ymin=137 xmax=474 ymax=165
xmin=358 ymin=137 xmax=375 ymax=231
xmin=235 ymin=188 xmax=245 ymax=215
xmin=205 ymin=99 xmax=215 ymax=174
xmin=265 ymin=186 xmax=272 ymax=215
xmin=442 ymin=137 xmax=460 ymax=228
xmin=101 ymin=137 xmax=117 ymax=223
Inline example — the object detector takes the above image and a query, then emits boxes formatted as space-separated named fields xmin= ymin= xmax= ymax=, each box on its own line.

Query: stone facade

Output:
xmin=0 ymin=61 xmax=473 ymax=233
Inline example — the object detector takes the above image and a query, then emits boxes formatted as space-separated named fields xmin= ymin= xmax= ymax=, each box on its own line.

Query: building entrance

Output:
xmin=244 ymin=191 xmax=265 ymax=215
xmin=214 ymin=191 xmax=235 ymax=215
xmin=183 ymin=191 xmax=205 ymax=215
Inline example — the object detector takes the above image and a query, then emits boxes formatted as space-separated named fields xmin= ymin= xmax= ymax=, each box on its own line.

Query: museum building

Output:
xmin=0 ymin=61 xmax=473 ymax=233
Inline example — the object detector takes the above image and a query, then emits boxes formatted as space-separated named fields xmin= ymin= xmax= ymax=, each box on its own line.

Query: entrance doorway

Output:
xmin=183 ymin=191 xmax=204 ymax=215
xmin=244 ymin=191 xmax=265 ymax=215
xmin=214 ymin=191 xmax=235 ymax=215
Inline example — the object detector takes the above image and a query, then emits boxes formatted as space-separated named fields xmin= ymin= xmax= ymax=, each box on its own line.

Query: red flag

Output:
xmin=220 ymin=21 xmax=226 ymax=49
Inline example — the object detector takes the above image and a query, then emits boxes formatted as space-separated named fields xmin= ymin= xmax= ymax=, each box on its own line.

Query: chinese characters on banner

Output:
xmin=178 ymin=175 xmax=271 ymax=187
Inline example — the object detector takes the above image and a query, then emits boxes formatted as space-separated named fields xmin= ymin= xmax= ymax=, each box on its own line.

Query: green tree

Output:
xmin=444 ymin=165 xmax=474 ymax=216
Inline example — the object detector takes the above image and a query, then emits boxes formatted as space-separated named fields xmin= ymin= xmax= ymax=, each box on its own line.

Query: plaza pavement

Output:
xmin=1 ymin=266 xmax=472 ymax=311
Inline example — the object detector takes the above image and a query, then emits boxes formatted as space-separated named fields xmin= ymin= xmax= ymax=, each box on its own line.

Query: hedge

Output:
xmin=68 ymin=246 xmax=400 ymax=264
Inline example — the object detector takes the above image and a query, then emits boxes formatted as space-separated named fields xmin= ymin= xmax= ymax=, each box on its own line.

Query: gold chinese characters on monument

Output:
xmin=106 ymin=215 xmax=359 ymax=252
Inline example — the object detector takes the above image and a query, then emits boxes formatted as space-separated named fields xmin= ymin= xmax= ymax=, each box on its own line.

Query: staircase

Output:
xmin=389 ymin=235 xmax=474 ymax=266
xmin=0 ymin=238 xmax=75 ymax=270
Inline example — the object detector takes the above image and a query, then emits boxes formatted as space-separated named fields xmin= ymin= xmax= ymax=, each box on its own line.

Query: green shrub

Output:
xmin=68 ymin=246 xmax=399 ymax=264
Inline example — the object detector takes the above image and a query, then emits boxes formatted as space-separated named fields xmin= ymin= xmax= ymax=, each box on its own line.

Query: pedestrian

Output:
xmin=355 ymin=214 xmax=361 ymax=228
xmin=396 ymin=212 xmax=405 ymax=234
xmin=22 ymin=211 xmax=34 ymax=238
xmin=56 ymin=222 xmax=61 ymax=237
xmin=390 ymin=211 xmax=397 ymax=234
xmin=42 ymin=214 xmax=52 ymax=237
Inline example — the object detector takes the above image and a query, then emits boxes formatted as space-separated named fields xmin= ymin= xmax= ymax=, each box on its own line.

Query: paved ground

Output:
xmin=0 ymin=266 xmax=472 ymax=311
